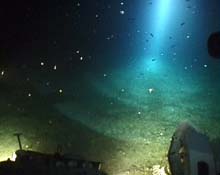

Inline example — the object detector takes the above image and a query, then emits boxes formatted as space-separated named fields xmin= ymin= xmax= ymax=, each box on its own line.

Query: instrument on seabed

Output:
xmin=0 ymin=133 xmax=103 ymax=175
xmin=168 ymin=122 xmax=220 ymax=175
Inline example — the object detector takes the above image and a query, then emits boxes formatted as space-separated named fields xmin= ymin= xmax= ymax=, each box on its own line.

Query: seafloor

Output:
xmin=0 ymin=58 xmax=220 ymax=175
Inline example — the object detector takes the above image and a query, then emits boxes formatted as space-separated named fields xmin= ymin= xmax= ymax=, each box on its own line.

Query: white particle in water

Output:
xmin=40 ymin=62 xmax=44 ymax=66
xmin=148 ymin=88 xmax=154 ymax=94
xmin=53 ymin=65 xmax=57 ymax=70
xmin=1 ymin=71 xmax=4 ymax=76
xmin=204 ymin=64 xmax=208 ymax=68
xmin=138 ymin=111 xmax=141 ymax=115
xmin=80 ymin=56 xmax=83 ymax=60
xmin=120 ymin=10 xmax=125 ymax=15
xmin=48 ymin=120 xmax=53 ymax=125
xmin=59 ymin=89 xmax=63 ymax=93
xmin=193 ymin=58 xmax=198 ymax=62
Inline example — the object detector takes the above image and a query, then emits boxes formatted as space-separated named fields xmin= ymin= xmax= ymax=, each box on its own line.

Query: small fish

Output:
xmin=180 ymin=22 xmax=185 ymax=26
xmin=150 ymin=33 xmax=154 ymax=37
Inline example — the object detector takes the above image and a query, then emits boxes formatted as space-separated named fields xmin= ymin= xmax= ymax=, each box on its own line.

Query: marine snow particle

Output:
xmin=48 ymin=120 xmax=53 ymax=125
xmin=53 ymin=65 xmax=57 ymax=70
xmin=137 ymin=111 xmax=141 ymax=115
xmin=59 ymin=89 xmax=63 ymax=93
xmin=76 ymin=50 xmax=80 ymax=54
xmin=193 ymin=58 xmax=198 ymax=62
xmin=148 ymin=88 xmax=154 ymax=94
xmin=204 ymin=64 xmax=208 ymax=68
xmin=120 ymin=2 xmax=124 ymax=5
xmin=28 ymin=93 xmax=32 ymax=97
xmin=40 ymin=62 xmax=44 ymax=66
xmin=80 ymin=56 xmax=83 ymax=60
xmin=120 ymin=10 xmax=125 ymax=15
xmin=1 ymin=71 xmax=4 ymax=76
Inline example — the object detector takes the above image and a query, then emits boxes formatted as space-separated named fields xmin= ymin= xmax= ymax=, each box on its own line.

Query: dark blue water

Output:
xmin=0 ymin=0 xmax=220 ymax=174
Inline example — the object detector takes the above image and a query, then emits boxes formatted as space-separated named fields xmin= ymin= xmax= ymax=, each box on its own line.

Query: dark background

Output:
xmin=0 ymin=0 xmax=219 ymax=69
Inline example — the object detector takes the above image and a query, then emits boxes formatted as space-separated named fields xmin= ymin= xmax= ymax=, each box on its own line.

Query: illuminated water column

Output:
xmin=149 ymin=0 xmax=172 ymax=55
xmin=144 ymin=0 xmax=172 ymax=73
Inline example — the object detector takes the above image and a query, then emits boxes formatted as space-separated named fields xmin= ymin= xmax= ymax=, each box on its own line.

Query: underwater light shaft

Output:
xmin=154 ymin=0 xmax=172 ymax=28
xmin=145 ymin=57 xmax=163 ymax=73
xmin=148 ymin=0 xmax=173 ymax=54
